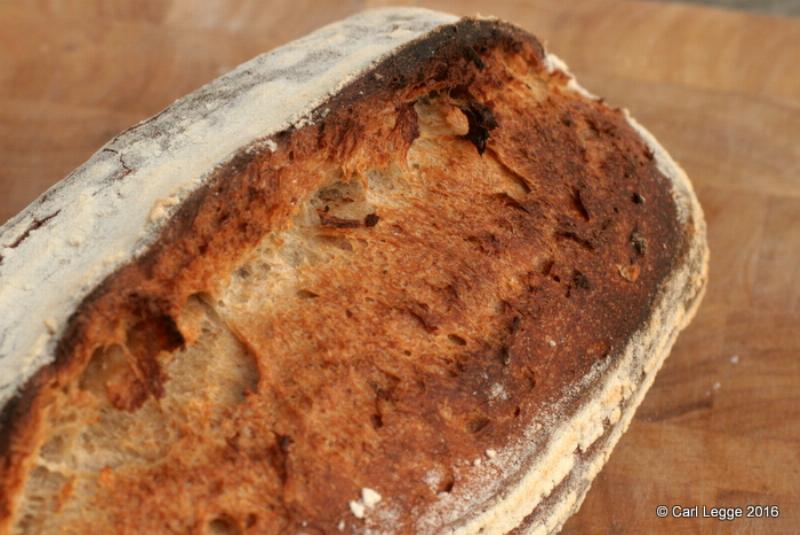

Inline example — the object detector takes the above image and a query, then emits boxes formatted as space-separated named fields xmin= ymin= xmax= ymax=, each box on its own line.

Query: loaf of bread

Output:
xmin=0 ymin=8 xmax=707 ymax=534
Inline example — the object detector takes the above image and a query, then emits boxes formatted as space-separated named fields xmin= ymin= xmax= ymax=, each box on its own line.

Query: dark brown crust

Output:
xmin=507 ymin=247 xmax=704 ymax=535
xmin=0 ymin=18 xmax=685 ymax=533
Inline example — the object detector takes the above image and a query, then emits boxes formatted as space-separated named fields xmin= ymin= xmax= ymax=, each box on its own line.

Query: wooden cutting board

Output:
xmin=1 ymin=1 xmax=798 ymax=533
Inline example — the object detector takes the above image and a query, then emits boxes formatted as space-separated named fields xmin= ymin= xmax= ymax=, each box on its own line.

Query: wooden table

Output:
xmin=1 ymin=1 xmax=798 ymax=533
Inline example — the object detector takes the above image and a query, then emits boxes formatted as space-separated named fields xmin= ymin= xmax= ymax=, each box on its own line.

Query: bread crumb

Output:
xmin=617 ymin=263 xmax=641 ymax=282
xmin=349 ymin=500 xmax=365 ymax=519
xmin=473 ymin=458 xmax=482 ymax=467
xmin=730 ymin=354 xmax=739 ymax=365
xmin=361 ymin=487 xmax=382 ymax=507
xmin=294 ymin=114 xmax=313 ymax=128
xmin=489 ymin=383 xmax=508 ymax=401
xmin=485 ymin=448 xmax=497 ymax=459
xmin=548 ymin=339 xmax=557 ymax=347
xmin=423 ymin=469 xmax=442 ymax=491
xmin=265 ymin=139 xmax=277 ymax=152
xmin=349 ymin=487 xmax=381 ymax=519
xmin=43 ymin=318 xmax=57 ymax=334
xmin=148 ymin=196 xmax=180 ymax=223
xmin=338 ymin=519 xmax=345 ymax=531
xmin=608 ymin=406 xmax=622 ymax=425
xmin=713 ymin=381 xmax=721 ymax=391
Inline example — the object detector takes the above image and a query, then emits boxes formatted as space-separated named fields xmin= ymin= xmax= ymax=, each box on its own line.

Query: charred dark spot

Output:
xmin=364 ymin=213 xmax=380 ymax=227
xmin=371 ymin=413 xmax=384 ymax=429
xmin=447 ymin=334 xmax=467 ymax=346
xmin=571 ymin=270 xmax=592 ymax=290
xmin=632 ymin=192 xmax=646 ymax=204
xmin=500 ymin=345 xmax=512 ymax=366
xmin=277 ymin=434 xmax=293 ymax=453
xmin=571 ymin=187 xmax=590 ymax=221
xmin=296 ymin=289 xmax=319 ymax=299
xmin=458 ymin=100 xmax=497 ymax=155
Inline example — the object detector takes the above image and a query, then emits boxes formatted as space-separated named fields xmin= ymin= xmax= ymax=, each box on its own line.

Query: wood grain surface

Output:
xmin=1 ymin=1 xmax=798 ymax=533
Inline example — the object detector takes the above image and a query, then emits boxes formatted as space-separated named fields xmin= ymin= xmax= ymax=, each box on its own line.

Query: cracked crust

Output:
xmin=0 ymin=8 xmax=707 ymax=534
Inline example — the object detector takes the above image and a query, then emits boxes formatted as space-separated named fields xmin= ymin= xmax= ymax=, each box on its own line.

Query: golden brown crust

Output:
xmin=1 ymin=19 xmax=687 ymax=533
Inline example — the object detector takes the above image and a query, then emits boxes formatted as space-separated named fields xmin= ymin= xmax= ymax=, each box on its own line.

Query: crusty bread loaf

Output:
xmin=0 ymin=8 xmax=707 ymax=534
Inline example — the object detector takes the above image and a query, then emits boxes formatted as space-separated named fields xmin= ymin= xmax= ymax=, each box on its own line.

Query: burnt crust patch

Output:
xmin=458 ymin=99 xmax=498 ymax=155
